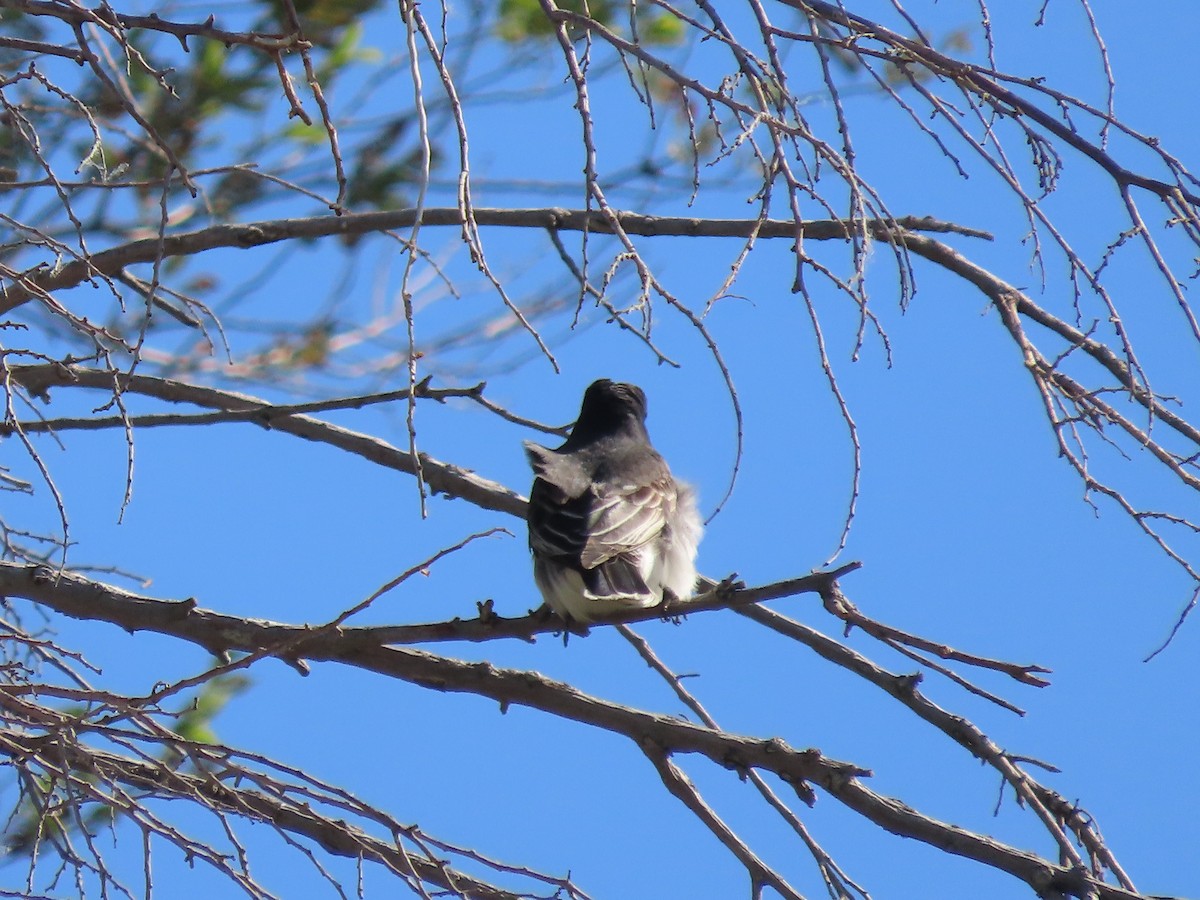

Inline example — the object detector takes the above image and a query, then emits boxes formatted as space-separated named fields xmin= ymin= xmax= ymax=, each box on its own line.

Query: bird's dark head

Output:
xmin=568 ymin=379 xmax=649 ymax=444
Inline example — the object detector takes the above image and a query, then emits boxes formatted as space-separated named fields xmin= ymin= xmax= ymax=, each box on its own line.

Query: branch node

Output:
xmin=168 ymin=597 xmax=198 ymax=619
xmin=893 ymin=671 xmax=924 ymax=693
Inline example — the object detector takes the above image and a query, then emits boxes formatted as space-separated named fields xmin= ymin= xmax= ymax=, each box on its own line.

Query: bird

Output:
xmin=524 ymin=379 xmax=702 ymax=623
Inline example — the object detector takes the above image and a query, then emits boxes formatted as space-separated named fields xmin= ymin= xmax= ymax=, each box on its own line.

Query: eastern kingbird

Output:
xmin=525 ymin=379 xmax=702 ymax=622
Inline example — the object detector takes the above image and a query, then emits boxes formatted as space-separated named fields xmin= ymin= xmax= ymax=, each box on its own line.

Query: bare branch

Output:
xmin=0 ymin=209 xmax=988 ymax=314
xmin=7 ymin=365 xmax=527 ymax=518
xmin=0 ymin=562 xmax=1145 ymax=899
xmin=0 ymin=731 xmax=545 ymax=900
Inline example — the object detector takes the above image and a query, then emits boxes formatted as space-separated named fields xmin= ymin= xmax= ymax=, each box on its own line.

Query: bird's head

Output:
xmin=568 ymin=379 xmax=649 ymax=444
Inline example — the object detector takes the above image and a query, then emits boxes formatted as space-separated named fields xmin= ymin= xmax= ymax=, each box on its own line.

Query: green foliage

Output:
xmin=321 ymin=20 xmax=383 ymax=75
xmin=492 ymin=0 xmax=686 ymax=46
xmin=638 ymin=11 xmax=685 ymax=45
xmin=264 ymin=0 xmax=387 ymax=45
xmin=69 ymin=35 xmax=275 ymax=186
xmin=2 ymin=0 xmax=425 ymax=231
xmin=171 ymin=673 xmax=252 ymax=750
xmin=495 ymin=0 xmax=681 ymax=46
xmin=497 ymin=0 xmax=608 ymax=41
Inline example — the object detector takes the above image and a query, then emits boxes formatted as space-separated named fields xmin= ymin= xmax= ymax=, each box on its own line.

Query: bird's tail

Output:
xmin=581 ymin=556 xmax=655 ymax=603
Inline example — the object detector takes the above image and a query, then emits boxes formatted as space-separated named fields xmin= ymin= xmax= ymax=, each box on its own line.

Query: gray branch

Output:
xmin=0 ymin=562 xmax=1150 ymax=900
xmin=9 ymin=364 xmax=527 ymax=518
xmin=0 ymin=730 xmax=531 ymax=900
xmin=0 ymin=208 xmax=988 ymax=313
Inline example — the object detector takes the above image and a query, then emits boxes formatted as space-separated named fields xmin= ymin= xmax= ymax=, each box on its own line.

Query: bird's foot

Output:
xmin=475 ymin=598 xmax=498 ymax=624
xmin=658 ymin=591 xmax=685 ymax=625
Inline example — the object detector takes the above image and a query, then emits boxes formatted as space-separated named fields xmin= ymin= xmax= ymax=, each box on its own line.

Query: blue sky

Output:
xmin=6 ymin=2 xmax=1200 ymax=898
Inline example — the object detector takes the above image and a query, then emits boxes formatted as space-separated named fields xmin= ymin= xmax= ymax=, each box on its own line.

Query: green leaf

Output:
xmin=496 ymin=0 xmax=615 ymax=42
xmin=171 ymin=672 xmax=252 ymax=749
xmin=285 ymin=120 xmax=330 ymax=145
xmin=639 ymin=11 xmax=685 ymax=46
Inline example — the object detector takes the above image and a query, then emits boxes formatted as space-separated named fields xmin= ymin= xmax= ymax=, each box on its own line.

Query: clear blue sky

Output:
xmin=9 ymin=2 xmax=1200 ymax=898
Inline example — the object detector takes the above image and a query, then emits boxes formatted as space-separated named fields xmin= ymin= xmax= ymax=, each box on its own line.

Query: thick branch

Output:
xmin=356 ymin=566 xmax=861 ymax=644
xmin=736 ymin=604 xmax=1093 ymax=876
xmin=8 ymin=365 xmax=527 ymax=518
xmin=0 ymin=563 xmax=1148 ymax=898
xmin=0 ymin=209 xmax=987 ymax=313
xmin=0 ymin=561 xmax=861 ymax=785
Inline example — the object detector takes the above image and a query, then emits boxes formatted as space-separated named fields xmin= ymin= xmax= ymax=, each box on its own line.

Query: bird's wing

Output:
xmin=578 ymin=474 xmax=676 ymax=570
xmin=524 ymin=441 xmax=590 ymax=498
xmin=527 ymin=477 xmax=591 ymax=559
xmin=527 ymin=437 xmax=676 ymax=568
